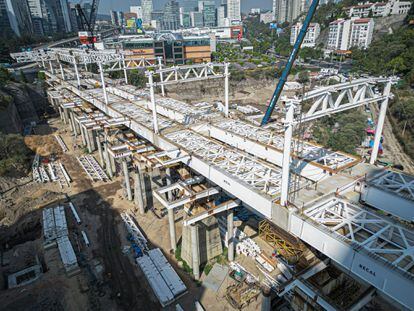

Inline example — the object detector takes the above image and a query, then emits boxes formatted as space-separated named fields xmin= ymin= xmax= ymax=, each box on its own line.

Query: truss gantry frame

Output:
xmin=305 ymin=198 xmax=414 ymax=276
xmin=152 ymin=62 xmax=227 ymax=86
xmin=367 ymin=170 xmax=414 ymax=202
xmin=213 ymin=119 xmax=358 ymax=172
xmin=295 ymin=77 xmax=395 ymax=124
xmin=165 ymin=130 xmax=294 ymax=198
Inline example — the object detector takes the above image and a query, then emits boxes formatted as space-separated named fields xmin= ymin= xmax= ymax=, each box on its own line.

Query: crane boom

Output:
xmin=76 ymin=0 xmax=100 ymax=46
xmin=261 ymin=0 xmax=320 ymax=126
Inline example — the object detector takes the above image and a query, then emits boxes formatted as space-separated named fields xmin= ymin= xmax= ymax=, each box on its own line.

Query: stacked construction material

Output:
xmin=136 ymin=248 xmax=187 ymax=307
xmin=32 ymin=154 xmax=71 ymax=187
xmin=42 ymin=206 xmax=79 ymax=275
xmin=77 ymin=155 xmax=108 ymax=181
xmin=234 ymin=228 xmax=261 ymax=258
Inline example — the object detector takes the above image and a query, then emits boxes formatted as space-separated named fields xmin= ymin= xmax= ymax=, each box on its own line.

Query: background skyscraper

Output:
xmin=227 ymin=0 xmax=241 ymax=22
xmin=141 ymin=0 xmax=153 ymax=25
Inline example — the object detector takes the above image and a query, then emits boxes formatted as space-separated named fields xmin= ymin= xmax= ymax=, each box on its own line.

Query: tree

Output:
xmin=298 ymin=71 xmax=310 ymax=84
xmin=0 ymin=133 xmax=32 ymax=176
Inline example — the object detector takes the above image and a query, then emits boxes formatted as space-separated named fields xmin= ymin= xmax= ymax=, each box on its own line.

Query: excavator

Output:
xmin=76 ymin=0 xmax=100 ymax=46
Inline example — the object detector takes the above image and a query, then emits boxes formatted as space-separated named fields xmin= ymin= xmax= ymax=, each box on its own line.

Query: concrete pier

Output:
xmin=134 ymin=169 xmax=145 ymax=214
xmin=191 ymin=224 xmax=200 ymax=280
xmin=168 ymin=208 xmax=177 ymax=251
xmin=227 ymin=209 xmax=234 ymax=262
xmin=122 ymin=159 xmax=133 ymax=201
xmin=103 ymin=141 xmax=113 ymax=178
xmin=96 ymin=135 xmax=104 ymax=167
xmin=261 ymin=287 xmax=271 ymax=311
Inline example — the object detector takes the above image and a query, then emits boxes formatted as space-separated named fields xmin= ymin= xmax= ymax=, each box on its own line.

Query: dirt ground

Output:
xmin=0 ymin=116 xmax=264 ymax=311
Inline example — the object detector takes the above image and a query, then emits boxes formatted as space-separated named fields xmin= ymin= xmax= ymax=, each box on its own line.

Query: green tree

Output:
xmin=0 ymin=133 xmax=32 ymax=176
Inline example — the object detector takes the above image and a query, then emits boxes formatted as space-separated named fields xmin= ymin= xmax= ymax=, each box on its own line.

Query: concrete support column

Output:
xmin=370 ymin=81 xmax=392 ymax=165
xmin=80 ymin=124 xmax=87 ymax=147
xmin=165 ymin=167 xmax=172 ymax=200
xmin=87 ymin=129 xmax=96 ymax=151
xmin=69 ymin=111 xmax=77 ymax=138
xmin=122 ymin=159 xmax=133 ymax=201
xmin=96 ymin=135 xmax=104 ymax=166
xmin=191 ymin=224 xmax=200 ymax=280
xmin=224 ymin=62 xmax=229 ymax=117
xmin=134 ymin=169 xmax=145 ymax=215
xmin=85 ymin=128 xmax=93 ymax=153
xmin=227 ymin=209 xmax=234 ymax=262
xmin=280 ymin=103 xmax=295 ymax=207
xmin=62 ymin=108 xmax=69 ymax=124
xmin=49 ymin=61 xmax=54 ymax=74
xmin=260 ymin=287 xmax=271 ymax=311
xmin=70 ymin=110 xmax=80 ymax=137
xmin=168 ymin=208 xmax=176 ymax=251
xmin=59 ymin=62 xmax=65 ymax=81
xmin=74 ymin=62 xmax=81 ymax=88
xmin=58 ymin=106 xmax=64 ymax=121
xmin=103 ymin=141 xmax=113 ymax=178
xmin=84 ymin=63 xmax=88 ymax=72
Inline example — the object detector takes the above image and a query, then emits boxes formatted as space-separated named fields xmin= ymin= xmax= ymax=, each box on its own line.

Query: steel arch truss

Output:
xmin=11 ymin=50 xmax=56 ymax=63
xmin=305 ymin=198 xmax=414 ymax=275
xmin=165 ymin=130 xmax=293 ymax=197
xmin=153 ymin=62 xmax=226 ymax=86
xmin=105 ymin=56 xmax=158 ymax=72
xmin=296 ymin=78 xmax=395 ymax=123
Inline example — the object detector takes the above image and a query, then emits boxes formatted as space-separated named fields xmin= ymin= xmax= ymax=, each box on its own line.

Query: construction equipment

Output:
xmin=259 ymin=220 xmax=304 ymax=265
xmin=75 ymin=0 xmax=100 ymax=46
xmin=261 ymin=0 xmax=320 ymax=126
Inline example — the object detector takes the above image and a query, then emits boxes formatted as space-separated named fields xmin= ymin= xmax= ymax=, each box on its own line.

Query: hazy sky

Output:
xmin=97 ymin=0 xmax=273 ymax=14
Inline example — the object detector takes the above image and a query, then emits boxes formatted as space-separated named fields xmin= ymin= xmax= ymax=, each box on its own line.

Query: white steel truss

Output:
xmin=367 ymin=170 xmax=414 ymax=202
xmin=165 ymin=130 xmax=292 ymax=197
xmin=105 ymin=56 xmax=158 ymax=72
xmin=305 ymin=198 xmax=414 ymax=275
xmin=296 ymin=77 xmax=395 ymax=123
xmin=153 ymin=62 xmax=227 ymax=86
xmin=121 ymin=212 xmax=148 ymax=251
xmin=213 ymin=119 xmax=358 ymax=172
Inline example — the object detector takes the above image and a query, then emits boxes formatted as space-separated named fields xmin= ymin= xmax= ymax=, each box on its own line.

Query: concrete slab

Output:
xmin=203 ymin=264 xmax=229 ymax=292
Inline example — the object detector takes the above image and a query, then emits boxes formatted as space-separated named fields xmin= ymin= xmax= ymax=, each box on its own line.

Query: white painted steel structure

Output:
xmin=20 ymin=51 xmax=411 ymax=308
xmin=206 ymin=119 xmax=358 ymax=181
xmin=290 ymin=197 xmax=414 ymax=309
xmin=361 ymin=170 xmax=414 ymax=222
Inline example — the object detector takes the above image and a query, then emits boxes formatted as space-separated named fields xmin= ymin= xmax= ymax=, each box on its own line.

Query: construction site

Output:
xmin=0 ymin=42 xmax=411 ymax=311
xmin=1 ymin=0 xmax=414 ymax=305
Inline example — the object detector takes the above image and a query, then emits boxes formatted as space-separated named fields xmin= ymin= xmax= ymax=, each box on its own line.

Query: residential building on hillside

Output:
xmin=327 ymin=18 xmax=374 ymax=50
xmin=349 ymin=18 xmax=374 ymax=49
xmin=290 ymin=22 xmax=320 ymax=47
xmin=327 ymin=19 xmax=352 ymax=50
xmin=345 ymin=0 xmax=412 ymax=18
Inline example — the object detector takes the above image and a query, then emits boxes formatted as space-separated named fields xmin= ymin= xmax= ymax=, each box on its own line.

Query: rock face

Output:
xmin=0 ymin=82 xmax=48 ymax=134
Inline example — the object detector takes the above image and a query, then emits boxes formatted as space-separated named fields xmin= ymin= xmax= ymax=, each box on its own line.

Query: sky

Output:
xmin=96 ymin=0 xmax=273 ymax=14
